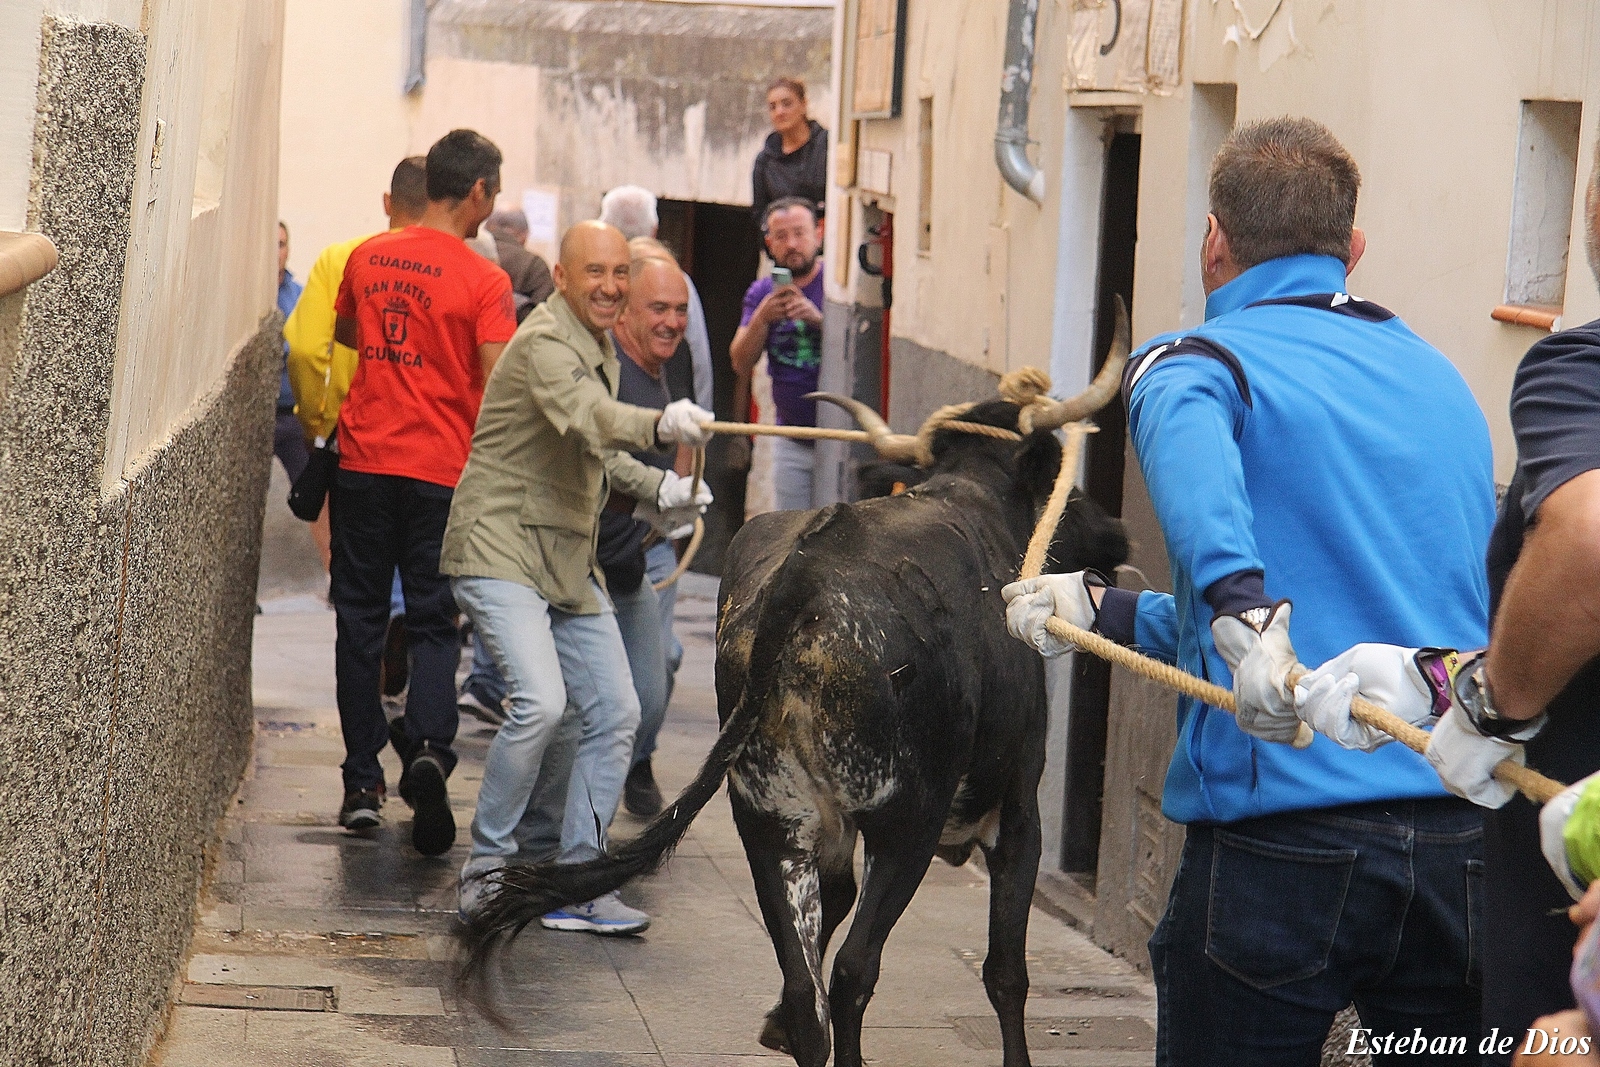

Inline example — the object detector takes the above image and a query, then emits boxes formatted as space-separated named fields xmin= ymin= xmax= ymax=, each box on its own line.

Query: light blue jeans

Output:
xmin=771 ymin=436 xmax=815 ymax=512
xmin=452 ymin=576 xmax=639 ymax=876
xmin=642 ymin=541 xmax=684 ymax=750
xmin=507 ymin=575 xmax=670 ymax=861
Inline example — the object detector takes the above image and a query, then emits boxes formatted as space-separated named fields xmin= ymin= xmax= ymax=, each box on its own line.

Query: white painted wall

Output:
xmin=276 ymin=0 xmax=415 ymax=280
xmin=3 ymin=0 xmax=284 ymax=487
xmin=1047 ymin=110 xmax=1111 ymax=398
xmin=102 ymin=0 xmax=286 ymax=489
xmin=279 ymin=0 xmax=833 ymax=280
xmin=829 ymin=0 xmax=1600 ymax=480
xmin=0 ymin=0 xmax=143 ymax=232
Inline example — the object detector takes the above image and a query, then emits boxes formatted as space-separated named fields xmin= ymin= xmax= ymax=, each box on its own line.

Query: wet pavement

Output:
xmin=151 ymin=575 xmax=1156 ymax=1066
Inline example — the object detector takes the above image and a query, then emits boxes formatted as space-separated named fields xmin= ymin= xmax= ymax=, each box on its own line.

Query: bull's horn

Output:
xmin=1027 ymin=294 xmax=1131 ymax=431
xmin=806 ymin=393 xmax=922 ymax=463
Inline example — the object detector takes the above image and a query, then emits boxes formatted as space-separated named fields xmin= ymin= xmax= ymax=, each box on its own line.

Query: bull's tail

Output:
xmin=460 ymin=587 xmax=790 ymax=976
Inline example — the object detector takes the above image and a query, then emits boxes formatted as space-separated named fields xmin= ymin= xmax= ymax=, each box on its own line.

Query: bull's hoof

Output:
xmin=758 ymin=1005 xmax=791 ymax=1054
xmin=934 ymin=840 xmax=975 ymax=866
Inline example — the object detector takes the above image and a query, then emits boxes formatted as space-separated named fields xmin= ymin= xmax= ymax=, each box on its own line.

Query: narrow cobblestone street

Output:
xmin=152 ymin=576 xmax=1156 ymax=1066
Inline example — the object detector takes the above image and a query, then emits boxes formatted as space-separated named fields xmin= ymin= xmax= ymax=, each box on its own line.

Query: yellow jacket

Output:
xmin=284 ymin=232 xmax=375 ymax=440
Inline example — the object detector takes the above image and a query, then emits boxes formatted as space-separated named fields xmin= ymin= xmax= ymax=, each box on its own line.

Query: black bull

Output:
xmin=466 ymin=402 xmax=1129 ymax=1066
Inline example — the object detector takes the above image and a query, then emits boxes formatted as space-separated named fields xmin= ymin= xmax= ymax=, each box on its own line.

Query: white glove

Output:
xmin=1424 ymin=704 xmax=1527 ymax=808
xmin=1294 ymin=644 xmax=1438 ymax=752
xmin=1001 ymin=573 xmax=1099 ymax=658
xmin=1540 ymin=771 xmax=1600 ymax=901
xmin=656 ymin=399 xmax=715 ymax=446
xmin=1211 ymin=602 xmax=1309 ymax=746
xmin=656 ymin=470 xmax=713 ymax=512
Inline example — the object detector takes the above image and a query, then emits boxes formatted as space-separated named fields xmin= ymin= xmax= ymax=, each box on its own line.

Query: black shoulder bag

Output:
xmin=288 ymin=430 xmax=338 ymax=522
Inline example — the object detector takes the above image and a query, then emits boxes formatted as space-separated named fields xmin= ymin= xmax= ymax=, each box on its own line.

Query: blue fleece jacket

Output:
xmin=1121 ymin=254 xmax=1494 ymax=825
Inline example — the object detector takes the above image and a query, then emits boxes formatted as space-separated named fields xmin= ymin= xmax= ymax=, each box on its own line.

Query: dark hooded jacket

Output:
xmin=751 ymin=120 xmax=829 ymax=225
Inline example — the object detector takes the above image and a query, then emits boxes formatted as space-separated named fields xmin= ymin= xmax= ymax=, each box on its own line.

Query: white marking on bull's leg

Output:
xmin=940 ymin=806 xmax=1002 ymax=848
xmin=976 ymin=806 xmax=1003 ymax=849
xmin=780 ymin=857 xmax=829 ymax=1035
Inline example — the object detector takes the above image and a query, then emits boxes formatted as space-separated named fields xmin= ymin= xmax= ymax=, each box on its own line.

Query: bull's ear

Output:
xmin=1014 ymin=430 xmax=1064 ymax=505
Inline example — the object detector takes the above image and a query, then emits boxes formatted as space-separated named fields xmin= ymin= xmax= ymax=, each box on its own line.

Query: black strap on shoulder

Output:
xmin=1122 ymin=335 xmax=1252 ymax=410
xmin=1245 ymin=292 xmax=1396 ymax=322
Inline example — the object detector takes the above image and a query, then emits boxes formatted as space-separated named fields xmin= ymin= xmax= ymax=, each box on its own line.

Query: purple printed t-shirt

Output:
xmin=740 ymin=262 xmax=824 ymax=427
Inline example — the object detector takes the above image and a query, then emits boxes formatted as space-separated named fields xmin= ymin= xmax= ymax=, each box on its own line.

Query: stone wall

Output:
xmin=0 ymin=16 xmax=275 ymax=1066
xmin=428 ymin=0 xmax=834 ymax=226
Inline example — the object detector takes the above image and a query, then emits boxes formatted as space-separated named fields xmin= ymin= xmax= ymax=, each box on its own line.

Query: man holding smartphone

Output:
xmin=730 ymin=196 xmax=825 ymax=511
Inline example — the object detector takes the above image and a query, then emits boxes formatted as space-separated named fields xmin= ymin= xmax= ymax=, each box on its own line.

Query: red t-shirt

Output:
xmin=334 ymin=227 xmax=516 ymax=487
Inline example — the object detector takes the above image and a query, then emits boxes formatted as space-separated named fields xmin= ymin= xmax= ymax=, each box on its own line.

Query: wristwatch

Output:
xmin=1417 ymin=648 xmax=1547 ymax=741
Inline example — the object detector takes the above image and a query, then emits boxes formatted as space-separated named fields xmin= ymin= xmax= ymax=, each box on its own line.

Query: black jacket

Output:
xmin=1479 ymin=317 xmax=1600 ymax=1059
xmin=752 ymin=121 xmax=829 ymax=225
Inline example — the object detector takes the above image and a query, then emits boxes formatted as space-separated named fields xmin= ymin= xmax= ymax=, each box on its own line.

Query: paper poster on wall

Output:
xmin=521 ymin=187 xmax=560 ymax=260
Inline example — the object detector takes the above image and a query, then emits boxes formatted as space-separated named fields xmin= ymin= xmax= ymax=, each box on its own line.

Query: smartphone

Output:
xmin=770 ymin=266 xmax=793 ymax=289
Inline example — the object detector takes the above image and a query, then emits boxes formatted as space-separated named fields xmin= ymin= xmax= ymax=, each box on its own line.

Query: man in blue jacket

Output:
xmin=1005 ymin=117 xmax=1495 ymax=1063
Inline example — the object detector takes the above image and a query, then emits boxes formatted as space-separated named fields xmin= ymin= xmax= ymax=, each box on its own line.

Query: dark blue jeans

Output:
xmin=329 ymin=469 xmax=460 ymax=792
xmin=1150 ymin=797 xmax=1483 ymax=1066
xmin=273 ymin=410 xmax=309 ymax=483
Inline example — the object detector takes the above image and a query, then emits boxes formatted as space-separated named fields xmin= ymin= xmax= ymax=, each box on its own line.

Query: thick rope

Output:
xmin=653 ymin=448 xmax=707 ymax=592
xmin=705 ymin=420 xmax=869 ymax=443
xmin=707 ymin=419 xmax=1021 ymax=445
xmin=1019 ymin=423 xmax=1092 ymax=578
xmin=942 ymin=420 xmax=1024 ymax=442
xmin=652 ymin=518 xmax=705 ymax=592
xmin=1016 ymin=432 xmax=1566 ymax=806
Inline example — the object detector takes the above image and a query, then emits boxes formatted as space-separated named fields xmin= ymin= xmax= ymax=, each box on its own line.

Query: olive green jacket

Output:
xmin=440 ymin=293 xmax=667 ymax=613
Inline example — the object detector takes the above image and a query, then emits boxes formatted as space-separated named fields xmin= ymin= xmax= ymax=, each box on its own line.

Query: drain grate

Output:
xmin=180 ymin=983 xmax=336 ymax=1012
xmin=952 ymin=1014 xmax=1156 ymax=1051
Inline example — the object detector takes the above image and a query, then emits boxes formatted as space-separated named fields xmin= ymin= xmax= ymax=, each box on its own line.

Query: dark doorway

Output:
xmin=1061 ymin=130 xmax=1141 ymax=878
xmin=657 ymin=199 xmax=762 ymax=575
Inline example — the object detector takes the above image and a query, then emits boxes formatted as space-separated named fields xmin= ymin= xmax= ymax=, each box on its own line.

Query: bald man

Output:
xmin=607 ymin=257 xmax=693 ymax=817
xmin=483 ymin=255 xmax=697 ymax=851
xmin=442 ymin=221 xmax=714 ymax=933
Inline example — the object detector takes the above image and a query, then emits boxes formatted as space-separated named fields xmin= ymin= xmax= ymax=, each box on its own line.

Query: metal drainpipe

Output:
xmin=996 ymin=0 xmax=1045 ymax=204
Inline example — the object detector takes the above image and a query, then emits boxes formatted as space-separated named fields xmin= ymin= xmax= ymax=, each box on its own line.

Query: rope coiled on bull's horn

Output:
xmin=1016 ymin=426 xmax=1566 ymax=806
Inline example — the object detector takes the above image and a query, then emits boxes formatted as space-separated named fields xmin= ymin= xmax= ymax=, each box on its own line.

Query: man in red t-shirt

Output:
xmin=328 ymin=129 xmax=516 ymax=855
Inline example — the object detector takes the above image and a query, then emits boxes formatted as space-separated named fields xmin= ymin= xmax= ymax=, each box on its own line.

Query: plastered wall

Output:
xmin=832 ymin=0 xmax=1600 ymax=479
xmin=103 ymin=0 xmax=285 ymax=491
xmin=1131 ymin=0 xmax=1600 ymax=481
xmin=0 ymin=7 xmax=283 ymax=1064
xmin=278 ymin=0 xmax=832 ymax=278
xmin=826 ymin=0 xmax=1077 ymax=384
xmin=276 ymin=0 xmax=417 ymax=279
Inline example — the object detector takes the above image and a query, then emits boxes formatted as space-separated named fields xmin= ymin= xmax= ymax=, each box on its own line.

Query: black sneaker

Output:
xmin=624 ymin=759 xmax=664 ymax=818
xmin=338 ymin=788 xmax=384 ymax=831
xmin=408 ymin=752 xmax=455 ymax=856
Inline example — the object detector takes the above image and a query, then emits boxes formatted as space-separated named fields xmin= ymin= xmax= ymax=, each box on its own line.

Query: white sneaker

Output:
xmin=540 ymin=892 xmax=650 ymax=936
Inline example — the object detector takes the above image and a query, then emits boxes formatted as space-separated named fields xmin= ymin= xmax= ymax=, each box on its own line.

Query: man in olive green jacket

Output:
xmin=444 ymin=221 xmax=713 ymax=933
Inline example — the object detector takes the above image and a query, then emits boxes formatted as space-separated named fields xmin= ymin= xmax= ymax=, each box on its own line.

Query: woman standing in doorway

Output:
xmin=751 ymin=77 xmax=829 ymax=226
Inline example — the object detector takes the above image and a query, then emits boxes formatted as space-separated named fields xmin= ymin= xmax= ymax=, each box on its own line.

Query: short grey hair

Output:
xmin=486 ymin=208 xmax=528 ymax=241
xmin=599 ymin=185 xmax=659 ymax=240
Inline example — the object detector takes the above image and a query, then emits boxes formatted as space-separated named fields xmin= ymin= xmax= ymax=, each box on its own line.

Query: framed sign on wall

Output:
xmin=852 ymin=0 xmax=909 ymax=119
